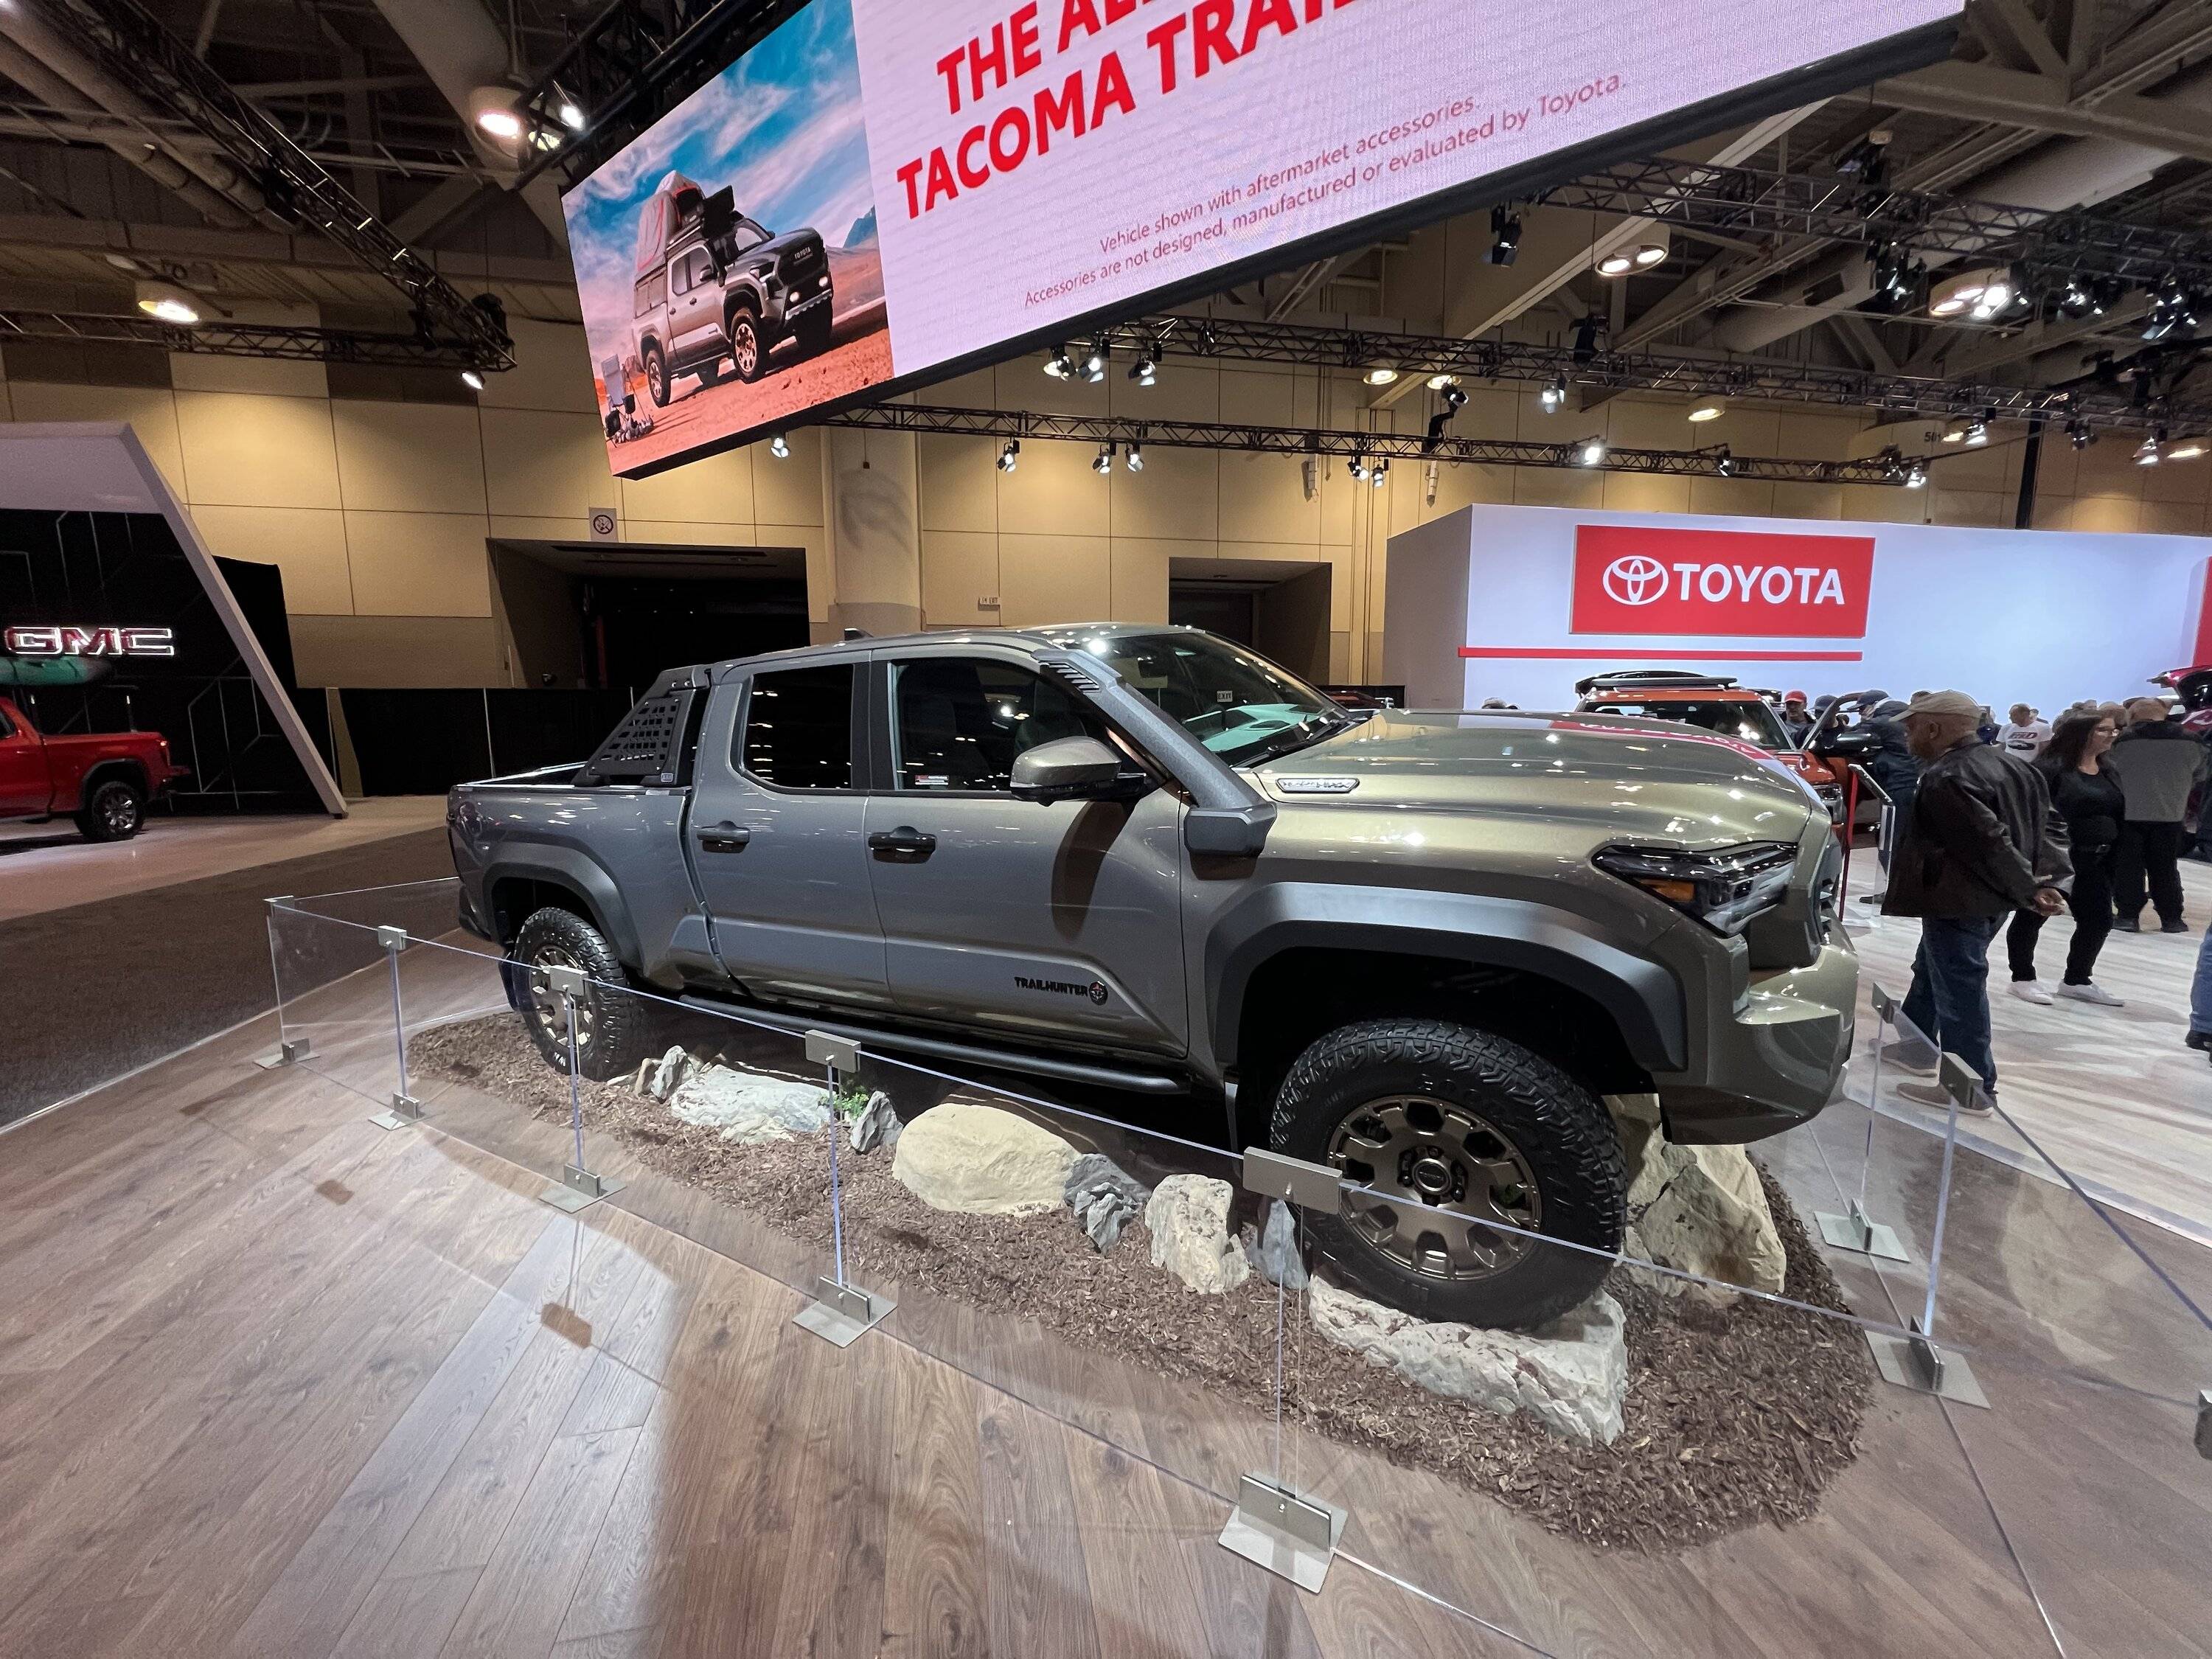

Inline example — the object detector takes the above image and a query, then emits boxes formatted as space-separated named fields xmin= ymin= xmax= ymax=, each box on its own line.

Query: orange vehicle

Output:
xmin=1572 ymin=671 xmax=1870 ymax=821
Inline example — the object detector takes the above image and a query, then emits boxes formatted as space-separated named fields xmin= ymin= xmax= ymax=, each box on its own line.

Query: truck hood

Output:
xmin=1253 ymin=709 xmax=1820 ymax=847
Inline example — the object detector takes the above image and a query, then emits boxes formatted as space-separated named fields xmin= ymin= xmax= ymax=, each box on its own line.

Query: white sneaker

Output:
xmin=2055 ymin=982 xmax=2125 ymax=1007
xmin=2008 ymin=981 xmax=2055 ymax=1006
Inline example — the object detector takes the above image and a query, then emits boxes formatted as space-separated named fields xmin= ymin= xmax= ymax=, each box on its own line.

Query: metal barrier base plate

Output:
xmin=254 ymin=1037 xmax=313 ymax=1070
xmin=1818 ymin=1208 xmax=1910 ymax=1262
xmin=1218 ymin=1474 xmax=1346 ymax=1593
xmin=369 ymin=1093 xmax=425 ymax=1131
xmin=540 ymin=1164 xmax=624 ymax=1214
xmin=793 ymin=1276 xmax=893 ymax=1347
xmin=1869 ymin=1321 xmax=1989 ymax=1409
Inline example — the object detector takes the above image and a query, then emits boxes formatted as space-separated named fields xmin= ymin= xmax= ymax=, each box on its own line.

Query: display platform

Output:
xmin=190 ymin=877 xmax=2212 ymax=1658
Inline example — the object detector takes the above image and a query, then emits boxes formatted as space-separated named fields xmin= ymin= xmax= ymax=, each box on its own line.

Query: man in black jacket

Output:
xmin=1882 ymin=690 xmax=2072 ymax=1111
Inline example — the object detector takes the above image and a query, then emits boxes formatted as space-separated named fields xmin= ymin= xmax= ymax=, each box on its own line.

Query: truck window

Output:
xmin=891 ymin=658 xmax=1105 ymax=791
xmin=633 ymin=271 xmax=665 ymax=316
xmin=732 ymin=219 xmax=769 ymax=254
xmin=739 ymin=664 xmax=853 ymax=789
xmin=0 ymin=706 xmax=13 ymax=738
xmin=670 ymin=257 xmax=691 ymax=297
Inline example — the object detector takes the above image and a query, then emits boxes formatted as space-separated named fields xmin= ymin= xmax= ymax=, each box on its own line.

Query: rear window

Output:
xmin=633 ymin=271 xmax=665 ymax=316
xmin=1585 ymin=698 xmax=1790 ymax=750
xmin=738 ymin=664 xmax=853 ymax=789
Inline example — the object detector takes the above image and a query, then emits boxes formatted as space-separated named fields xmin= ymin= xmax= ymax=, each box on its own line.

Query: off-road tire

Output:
xmin=796 ymin=305 xmax=832 ymax=357
xmin=643 ymin=343 xmax=669 ymax=406
xmin=76 ymin=778 xmax=144 ymax=842
xmin=728 ymin=306 xmax=766 ymax=383
xmin=1270 ymin=1018 xmax=1626 ymax=1329
xmin=510 ymin=906 xmax=650 ymax=1082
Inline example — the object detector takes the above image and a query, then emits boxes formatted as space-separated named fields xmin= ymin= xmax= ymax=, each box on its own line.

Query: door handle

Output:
xmin=867 ymin=826 xmax=937 ymax=860
xmin=697 ymin=822 xmax=751 ymax=854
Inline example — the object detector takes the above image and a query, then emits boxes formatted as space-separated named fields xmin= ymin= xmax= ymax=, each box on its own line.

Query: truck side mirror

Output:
xmin=1010 ymin=736 xmax=1131 ymax=801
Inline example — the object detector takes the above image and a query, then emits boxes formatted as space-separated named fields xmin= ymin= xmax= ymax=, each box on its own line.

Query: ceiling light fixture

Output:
xmin=1489 ymin=204 xmax=1520 ymax=266
xmin=1905 ymin=459 xmax=1927 ymax=488
xmin=133 ymin=279 xmax=199 ymax=324
xmin=997 ymin=438 xmax=1020 ymax=473
xmin=1686 ymin=401 xmax=1722 ymax=422
xmin=1093 ymin=442 xmax=1115 ymax=473
xmin=1368 ymin=459 xmax=1390 ymax=490
xmin=1540 ymin=374 xmax=1566 ymax=412
xmin=1347 ymin=455 xmax=1368 ymax=481
xmin=461 ymin=369 xmax=484 ymax=392
xmin=1596 ymin=251 xmax=1636 ymax=277
xmin=1427 ymin=372 xmax=1458 ymax=391
xmin=557 ymin=100 xmax=585 ymax=132
xmin=770 ymin=432 xmax=790 ymax=459
xmin=1364 ymin=366 xmax=1399 ymax=386
xmin=1129 ymin=353 xmax=1158 ymax=386
xmin=1125 ymin=442 xmax=1144 ymax=473
xmin=1928 ymin=267 xmax=2008 ymax=319
xmin=1576 ymin=436 xmax=1607 ymax=467
xmin=1082 ymin=341 xmax=1107 ymax=383
xmin=1043 ymin=345 xmax=1074 ymax=380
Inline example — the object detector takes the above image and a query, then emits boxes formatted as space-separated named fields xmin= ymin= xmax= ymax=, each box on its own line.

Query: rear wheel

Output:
xmin=643 ymin=343 xmax=669 ymax=406
xmin=76 ymin=778 xmax=143 ymax=842
xmin=1270 ymin=1018 xmax=1625 ymax=1329
xmin=728 ymin=306 xmax=765 ymax=382
xmin=510 ymin=906 xmax=650 ymax=1082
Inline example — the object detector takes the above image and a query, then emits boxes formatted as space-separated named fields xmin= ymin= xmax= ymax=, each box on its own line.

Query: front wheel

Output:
xmin=1270 ymin=1018 xmax=1626 ymax=1329
xmin=728 ymin=307 xmax=765 ymax=382
xmin=509 ymin=906 xmax=650 ymax=1082
xmin=76 ymin=779 xmax=144 ymax=842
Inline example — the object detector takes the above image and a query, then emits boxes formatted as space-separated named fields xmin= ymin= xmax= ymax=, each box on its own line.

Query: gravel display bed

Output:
xmin=410 ymin=1015 xmax=1872 ymax=1554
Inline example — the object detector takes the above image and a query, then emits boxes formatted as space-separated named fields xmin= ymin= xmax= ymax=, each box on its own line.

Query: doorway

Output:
xmin=1167 ymin=557 xmax=1332 ymax=681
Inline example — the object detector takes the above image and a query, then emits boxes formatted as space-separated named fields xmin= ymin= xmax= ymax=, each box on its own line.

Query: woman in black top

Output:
xmin=2007 ymin=710 xmax=2126 ymax=1005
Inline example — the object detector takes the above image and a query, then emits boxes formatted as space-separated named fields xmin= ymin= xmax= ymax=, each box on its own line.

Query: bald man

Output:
xmin=1882 ymin=690 xmax=2071 ymax=1111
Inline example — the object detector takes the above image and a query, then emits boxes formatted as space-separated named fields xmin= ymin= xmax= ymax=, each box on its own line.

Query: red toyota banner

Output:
xmin=1570 ymin=524 xmax=1876 ymax=639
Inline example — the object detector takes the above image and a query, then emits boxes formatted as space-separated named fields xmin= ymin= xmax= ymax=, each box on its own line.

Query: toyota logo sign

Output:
xmin=1600 ymin=555 xmax=1669 ymax=606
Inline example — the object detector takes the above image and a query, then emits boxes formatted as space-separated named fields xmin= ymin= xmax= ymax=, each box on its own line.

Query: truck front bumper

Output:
xmin=1660 ymin=940 xmax=1859 ymax=1144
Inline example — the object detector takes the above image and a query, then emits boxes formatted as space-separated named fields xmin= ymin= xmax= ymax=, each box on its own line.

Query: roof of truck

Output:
xmin=689 ymin=621 xmax=1203 ymax=679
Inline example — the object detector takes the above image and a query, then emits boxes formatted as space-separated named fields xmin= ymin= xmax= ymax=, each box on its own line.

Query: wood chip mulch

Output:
xmin=410 ymin=1015 xmax=1872 ymax=1554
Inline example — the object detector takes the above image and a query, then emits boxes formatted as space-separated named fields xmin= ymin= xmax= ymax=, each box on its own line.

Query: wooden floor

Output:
xmin=2 ymin=953 xmax=2208 ymax=1657
xmin=1850 ymin=856 xmax=2212 ymax=1242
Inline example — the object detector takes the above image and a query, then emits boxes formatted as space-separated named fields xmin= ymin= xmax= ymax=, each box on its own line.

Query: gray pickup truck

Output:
xmin=448 ymin=625 xmax=1855 ymax=1327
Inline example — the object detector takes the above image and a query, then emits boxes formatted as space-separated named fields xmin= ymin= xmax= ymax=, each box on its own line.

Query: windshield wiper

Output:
xmin=1239 ymin=710 xmax=1356 ymax=764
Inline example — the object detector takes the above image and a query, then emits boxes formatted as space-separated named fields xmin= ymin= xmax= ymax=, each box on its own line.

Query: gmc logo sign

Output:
xmin=2 ymin=625 xmax=175 ymax=657
xmin=1571 ymin=526 xmax=1874 ymax=639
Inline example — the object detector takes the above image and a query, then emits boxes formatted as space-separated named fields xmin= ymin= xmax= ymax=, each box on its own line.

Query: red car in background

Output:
xmin=0 ymin=695 xmax=185 ymax=841
xmin=2154 ymin=664 xmax=2212 ymax=735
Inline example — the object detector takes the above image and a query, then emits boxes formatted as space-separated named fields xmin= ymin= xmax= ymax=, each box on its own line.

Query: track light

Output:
xmin=1129 ymin=354 xmax=1157 ymax=386
xmin=1575 ymin=436 xmax=1607 ymax=467
xmin=1714 ymin=447 xmax=1734 ymax=477
xmin=1439 ymin=384 xmax=1467 ymax=411
xmin=134 ymin=280 xmax=199 ymax=324
xmin=1489 ymin=205 xmax=1520 ymax=265
xmin=2137 ymin=434 xmax=2162 ymax=466
xmin=1368 ymin=459 xmax=1389 ymax=490
xmin=1427 ymin=373 xmax=1458 ymax=391
xmin=1540 ymin=375 xmax=1566 ymax=412
xmin=1364 ymin=366 xmax=1399 ymax=386
xmin=997 ymin=439 xmax=1020 ymax=473
xmin=2143 ymin=283 xmax=2199 ymax=341
xmin=1905 ymin=460 xmax=1927 ymax=488
xmin=1043 ymin=345 xmax=1074 ymax=380
xmin=2067 ymin=418 xmax=2094 ymax=451
xmin=1125 ymin=442 xmax=1144 ymax=472
xmin=1093 ymin=442 xmax=1115 ymax=474
xmin=1083 ymin=341 xmax=1107 ymax=382
xmin=770 ymin=432 xmax=789 ymax=459
xmin=1966 ymin=418 xmax=1989 ymax=445
xmin=1687 ymin=401 xmax=1722 ymax=422
xmin=461 ymin=369 xmax=484 ymax=392
xmin=1347 ymin=455 xmax=1368 ymax=481
xmin=557 ymin=100 xmax=585 ymax=132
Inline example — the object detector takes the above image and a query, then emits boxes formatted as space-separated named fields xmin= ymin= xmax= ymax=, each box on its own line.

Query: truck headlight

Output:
xmin=1593 ymin=841 xmax=1799 ymax=936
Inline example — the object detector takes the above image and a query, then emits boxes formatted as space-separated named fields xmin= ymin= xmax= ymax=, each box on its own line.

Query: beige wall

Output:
xmin=4 ymin=310 xmax=2202 ymax=688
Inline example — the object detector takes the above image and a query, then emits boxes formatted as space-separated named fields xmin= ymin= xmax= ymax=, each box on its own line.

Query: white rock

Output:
xmin=644 ymin=1044 xmax=690 ymax=1102
xmin=1624 ymin=1140 xmax=1787 ymax=1308
xmin=892 ymin=1103 xmax=1077 ymax=1216
xmin=667 ymin=1067 xmax=831 ymax=1144
xmin=1145 ymin=1174 xmax=1249 ymax=1294
xmin=1309 ymin=1279 xmax=1628 ymax=1446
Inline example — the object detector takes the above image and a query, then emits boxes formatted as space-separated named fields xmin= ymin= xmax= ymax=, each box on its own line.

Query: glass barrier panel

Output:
xmin=285 ymin=874 xmax=476 ymax=941
xmin=265 ymin=900 xmax=408 ymax=1104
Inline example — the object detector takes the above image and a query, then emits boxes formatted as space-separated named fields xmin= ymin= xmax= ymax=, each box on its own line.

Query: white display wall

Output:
xmin=1382 ymin=501 xmax=2212 ymax=714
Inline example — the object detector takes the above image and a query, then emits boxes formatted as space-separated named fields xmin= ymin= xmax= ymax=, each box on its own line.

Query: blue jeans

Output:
xmin=1900 ymin=915 xmax=2003 ymax=1093
xmin=2193 ymin=925 xmax=2212 ymax=1036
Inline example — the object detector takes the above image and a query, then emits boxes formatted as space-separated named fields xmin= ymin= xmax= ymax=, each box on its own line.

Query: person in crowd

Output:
xmin=2005 ymin=711 xmax=2125 ymax=1007
xmin=1864 ymin=695 xmax=1920 ymax=875
xmin=1882 ymin=690 xmax=2070 ymax=1112
xmin=2000 ymin=703 xmax=2052 ymax=757
xmin=1779 ymin=689 xmax=1814 ymax=744
xmin=2189 ymin=927 xmax=2212 ymax=1068
xmin=2107 ymin=696 xmax=2210 ymax=933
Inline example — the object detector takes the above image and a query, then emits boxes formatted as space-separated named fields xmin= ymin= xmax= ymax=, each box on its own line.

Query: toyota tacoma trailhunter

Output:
xmin=447 ymin=626 xmax=1855 ymax=1328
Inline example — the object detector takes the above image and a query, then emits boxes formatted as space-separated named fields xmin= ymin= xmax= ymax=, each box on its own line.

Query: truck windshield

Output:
xmin=1048 ymin=628 xmax=1347 ymax=765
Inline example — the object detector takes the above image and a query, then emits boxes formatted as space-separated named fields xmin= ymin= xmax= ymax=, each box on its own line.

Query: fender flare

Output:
xmin=482 ymin=848 xmax=643 ymax=973
xmin=76 ymin=756 xmax=150 ymax=811
xmin=1206 ymin=883 xmax=1686 ymax=1073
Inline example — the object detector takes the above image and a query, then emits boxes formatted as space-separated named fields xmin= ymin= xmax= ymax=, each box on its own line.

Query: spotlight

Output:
xmin=476 ymin=105 xmax=522 ymax=140
xmin=2143 ymin=283 xmax=2199 ymax=341
xmin=1905 ymin=460 xmax=1927 ymax=488
xmin=1093 ymin=442 xmax=1115 ymax=474
xmin=1440 ymin=384 xmax=1467 ymax=411
xmin=1125 ymin=442 xmax=1144 ymax=473
xmin=1489 ymin=204 xmax=1521 ymax=266
xmin=461 ymin=369 xmax=484 ymax=392
xmin=2136 ymin=434 xmax=2162 ymax=466
xmin=1129 ymin=354 xmax=1158 ymax=386
xmin=133 ymin=280 xmax=199 ymax=324
xmin=770 ymin=432 xmax=790 ymax=459
xmin=1714 ymin=447 xmax=1735 ymax=478
xmin=1575 ymin=436 xmax=1606 ymax=467
xmin=1082 ymin=341 xmax=1107 ymax=383
xmin=558 ymin=100 xmax=585 ymax=132
xmin=1427 ymin=373 xmax=1458 ymax=392
xmin=2067 ymin=418 xmax=2094 ymax=451
xmin=1632 ymin=241 xmax=1668 ymax=268
xmin=1928 ymin=267 xmax=2008 ymax=319
xmin=1043 ymin=345 xmax=1074 ymax=380
xmin=1596 ymin=251 xmax=1636 ymax=277
xmin=2058 ymin=275 xmax=2093 ymax=317
xmin=997 ymin=439 xmax=1020 ymax=473
xmin=1368 ymin=459 xmax=1389 ymax=490
xmin=1966 ymin=417 xmax=1989 ymax=446
xmin=1347 ymin=456 xmax=1368 ymax=481
xmin=1571 ymin=316 xmax=1601 ymax=364
xmin=1540 ymin=375 xmax=1567 ymax=412
xmin=1363 ymin=366 xmax=1399 ymax=386
xmin=1687 ymin=401 xmax=1722 ymax=422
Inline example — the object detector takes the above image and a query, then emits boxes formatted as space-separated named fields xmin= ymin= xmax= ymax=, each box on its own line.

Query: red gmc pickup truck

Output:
xmin=0 ymin=695 xmax=185 ymax=841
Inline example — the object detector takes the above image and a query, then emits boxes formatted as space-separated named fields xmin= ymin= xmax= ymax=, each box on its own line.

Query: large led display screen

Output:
xmin=566 ymin=0 xmax=1961 ymax=476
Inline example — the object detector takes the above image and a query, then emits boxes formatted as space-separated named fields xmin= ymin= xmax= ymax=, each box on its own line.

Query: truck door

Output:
xmin=863 ymin=650 xmax=1186 ymax=1057
xmin=686 ymin=660 xmax=890 ymax=1012
xmin=0 ymin=701 xmax=50 ymax=814
xmin=669 ymin=247 xmax=717 ymax=361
